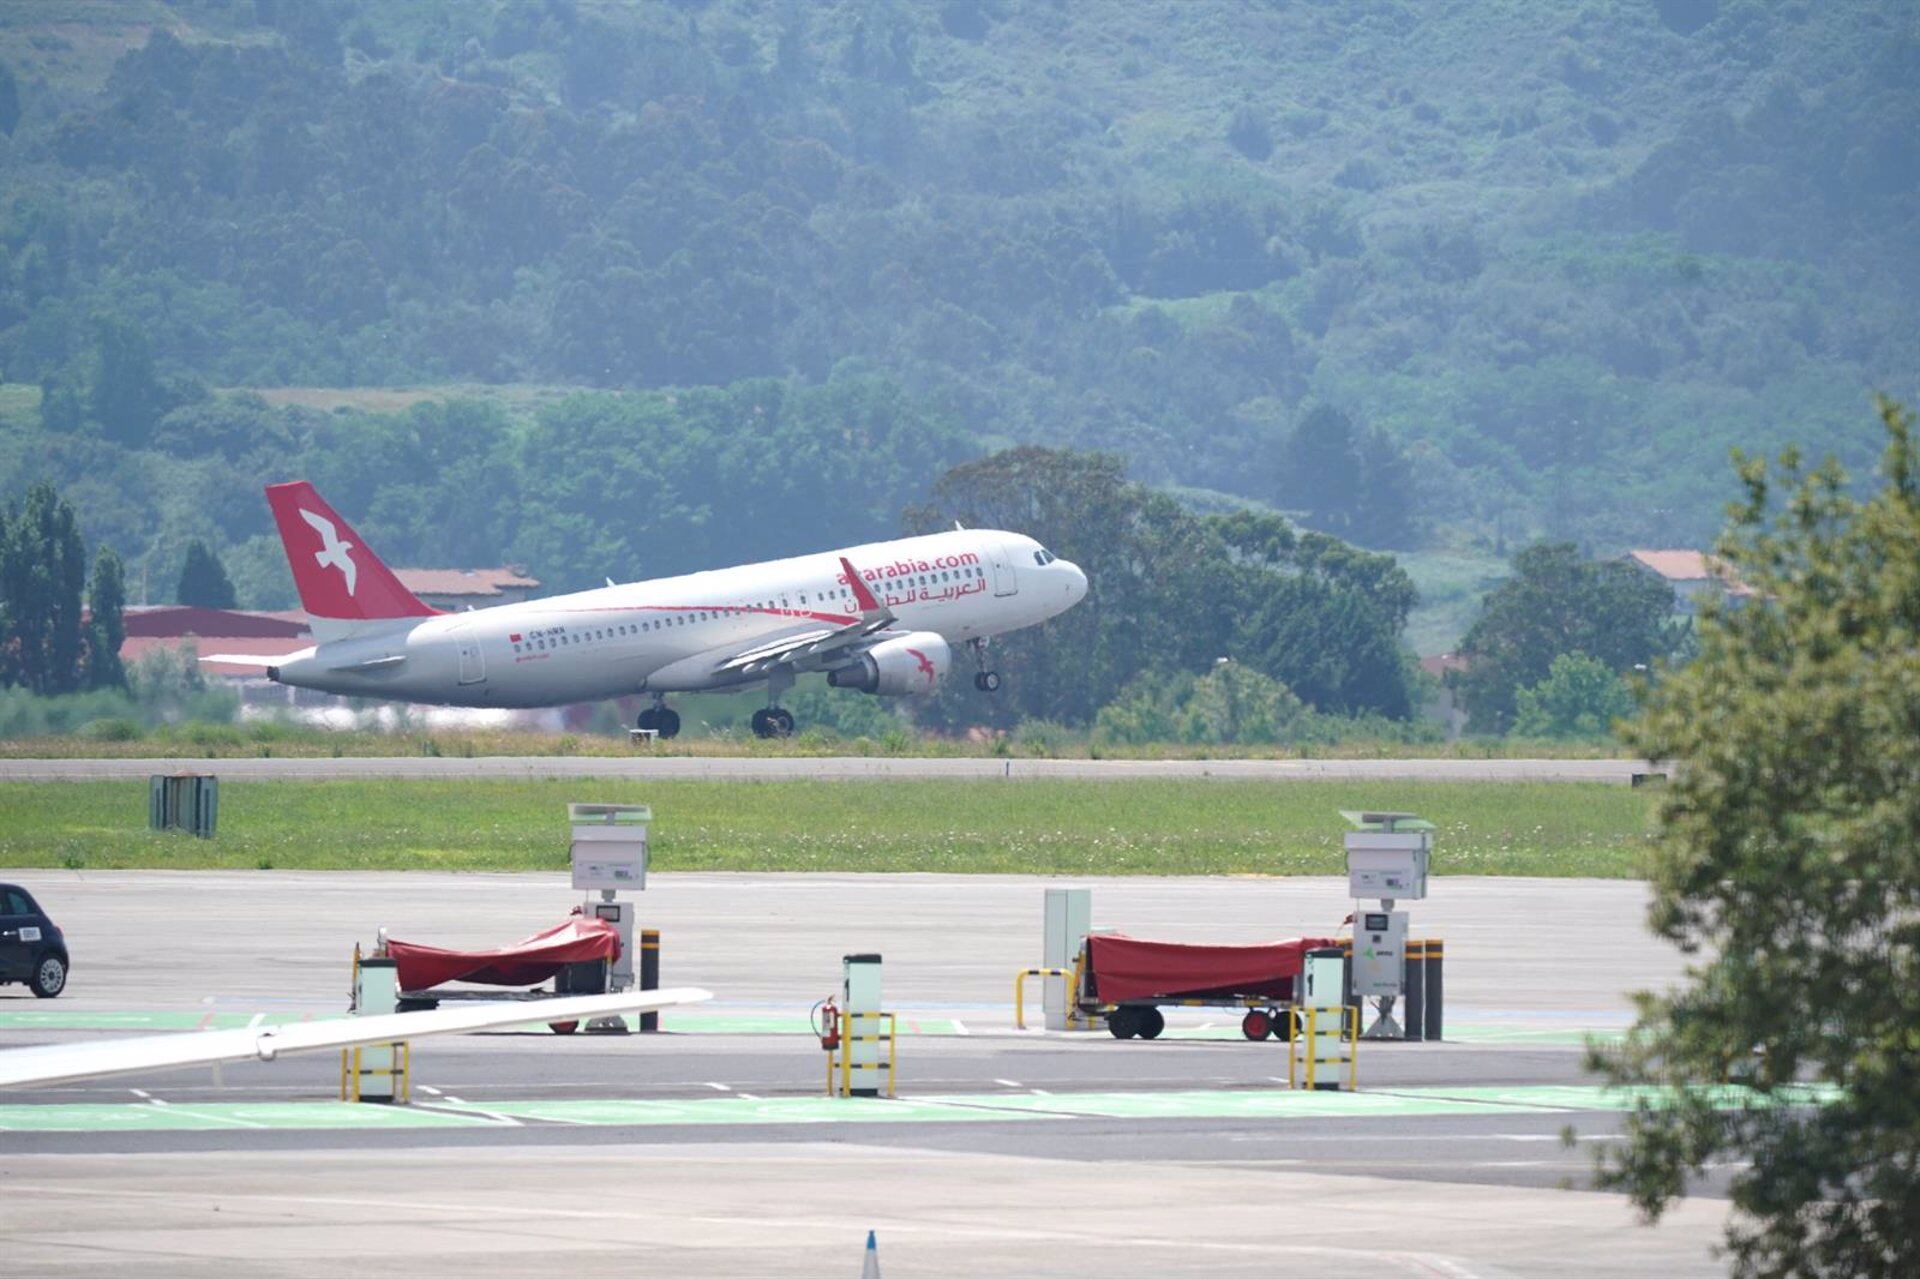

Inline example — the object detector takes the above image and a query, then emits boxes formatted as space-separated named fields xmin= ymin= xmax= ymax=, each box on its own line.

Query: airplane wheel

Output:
xmin=656 ymin=709 xmax=681 ymax=739
xmin=750 ymin=708 xmax=776 ymax=738
xmin=1137 ymin=1007 xmax=1165 ymax=1040
xmin=975 ymin=671 xmax=1001 ymax=692
xmin=1241 ymin=1010 xmax=1273 ymax=1041
xmin=1107 ymin=1007 xmax=1140 ymax=1039
xmin=549 ymin=1020 xmax=579 ymax=1035
xmin=772 ymin=708 xmax=794 ymax=737
xmin=636 ymin=707 xmax=659 ymax=733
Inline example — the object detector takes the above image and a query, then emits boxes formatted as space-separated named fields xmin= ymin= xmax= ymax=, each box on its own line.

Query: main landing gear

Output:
xmin=968 ymin=638 xmax=1001 ymax=693
xmin=636 ymin=700 xmax=681 ymax=739
xmin=750 ymin=707 xmax=795 ymax=739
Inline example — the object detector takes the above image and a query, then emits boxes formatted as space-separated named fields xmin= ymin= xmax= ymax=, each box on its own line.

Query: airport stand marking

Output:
xmin=0 ymin=1009 xmax=1622 ymax=1044
xmin=0 ymin=1084 xmax=1795 ymax=1135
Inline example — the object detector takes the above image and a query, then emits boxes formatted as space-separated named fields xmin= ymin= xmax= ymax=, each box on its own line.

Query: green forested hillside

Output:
xmin=0 ymin=0 xmax=1913 ymax=586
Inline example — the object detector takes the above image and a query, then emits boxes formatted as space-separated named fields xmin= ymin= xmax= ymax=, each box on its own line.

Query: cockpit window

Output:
xmin=1033 ymin=549 xmax=1057 ymax=566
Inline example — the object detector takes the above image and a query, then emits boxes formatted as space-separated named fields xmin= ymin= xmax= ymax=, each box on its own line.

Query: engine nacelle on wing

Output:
xmin=827 ymin=632 xmax=952 ymax=696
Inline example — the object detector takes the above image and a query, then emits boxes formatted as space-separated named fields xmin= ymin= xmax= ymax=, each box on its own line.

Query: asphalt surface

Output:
xmin=0 ymin=754 xmax=1656 ymax=782
xmin=0 ymin=871 xmax=1725 ymax=1277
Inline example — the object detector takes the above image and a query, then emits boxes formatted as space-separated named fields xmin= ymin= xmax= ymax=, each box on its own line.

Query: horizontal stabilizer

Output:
xmin=326 ymin=653 xmax=406 ymax=674
xmin=197 ymin=654 xmax=279 ymax=668
xmin=0 ymin=986 xmax=713 ymax=1089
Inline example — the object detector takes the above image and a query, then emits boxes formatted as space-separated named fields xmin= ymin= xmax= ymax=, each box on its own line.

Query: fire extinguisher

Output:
xmin=813 ymin=997 xmax=841 ymax=1051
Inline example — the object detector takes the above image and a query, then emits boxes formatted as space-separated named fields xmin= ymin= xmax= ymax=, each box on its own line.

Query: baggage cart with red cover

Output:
xmin=1081 ymin=933 xmax=1340 ymax=1040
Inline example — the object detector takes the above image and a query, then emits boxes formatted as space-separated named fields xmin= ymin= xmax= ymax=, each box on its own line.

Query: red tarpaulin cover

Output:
xmin=386 ymin=917 xmax=621 ymax=991
xmin=1085 ymin=934 xmax=1341 ymax=1003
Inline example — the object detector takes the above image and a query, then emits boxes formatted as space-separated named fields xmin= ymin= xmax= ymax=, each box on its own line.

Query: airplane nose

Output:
xmin=1061 ymin=560 xmax=1087 ymax=602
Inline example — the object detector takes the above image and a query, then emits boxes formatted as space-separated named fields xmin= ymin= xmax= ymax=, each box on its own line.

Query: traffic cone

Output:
xmin=860 ymin=1229 xmax=880 ymax=1278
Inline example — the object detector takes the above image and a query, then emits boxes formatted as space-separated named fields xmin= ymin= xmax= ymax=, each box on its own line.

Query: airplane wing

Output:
xmin=0 ymin=986 xmax=711 ymax=1089
xmin=198 ymin=654 xmax=279 ymax=668
xmin=711 ymin=556 xmax=895 ymax=679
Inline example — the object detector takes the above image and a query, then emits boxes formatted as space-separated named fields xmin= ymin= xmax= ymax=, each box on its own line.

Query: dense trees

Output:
xmin=1275 ymin=406 xmax=1421 ymax=549
xmin=905 ymin=448 xmax=1415 ymax=729
xmin=0 ymin=483 xmax=121 ymax=694
xmin=1593 ymin=399 xmax=1920 ymax=1276
xmin=1511 ymin=653 xmax=1635 ymax=738
xmin=1453 ymin=542 xmax=1676 ymax=732
xmin=0 ymin=1 xmax=1906 ymax=556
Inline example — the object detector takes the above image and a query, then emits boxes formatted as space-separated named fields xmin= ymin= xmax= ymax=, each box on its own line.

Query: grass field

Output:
xmin=0 ymin=723 xmax=1630 ymax=761
xmin=0 ymin=780 xmax=1657 ymax=877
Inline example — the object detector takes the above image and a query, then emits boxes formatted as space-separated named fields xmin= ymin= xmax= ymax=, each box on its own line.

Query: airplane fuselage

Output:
xmin=270 ymin=529 xmax=1084 ymax=707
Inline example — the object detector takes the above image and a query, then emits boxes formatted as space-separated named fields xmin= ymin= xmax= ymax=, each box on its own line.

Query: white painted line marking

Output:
xmin=246 ymin=1013 xmax=265 ymax=1029
xmin=993 ymin=1078 xmax=1022 ymax=1088
xmin=419 ymin=1085 xmax=443 ymax=1097
xmin=703 ymin=1082 xmax=731 ymax=1092
xmin=128 ymin=1089 xmax=151 ymax=1099
xmin=950 ymin=1019 xmax=969 ymax=1036
xmin=736 ymin=1092 xmax=761 ymax=1101
xmin=415 ymin=1102 xmax=519 ymax=1127
xmin=1029 ymin=1088 xmax=1052 ymax=1096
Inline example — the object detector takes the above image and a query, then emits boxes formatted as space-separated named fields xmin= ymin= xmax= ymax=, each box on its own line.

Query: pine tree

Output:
xmin=87 ymin=546 xmax=127 ymax=689
xmin=0 ymin=483 xmax=88 ymax=693
xmin=175 ymin=540 xmax=236 ymax=610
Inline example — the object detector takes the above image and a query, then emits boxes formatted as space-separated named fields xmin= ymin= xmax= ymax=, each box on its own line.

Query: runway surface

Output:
xmin=0 ymin=871 xmax=1727 ymax=1277
xmin=0 ymin=754 xmax=1652 ymax=782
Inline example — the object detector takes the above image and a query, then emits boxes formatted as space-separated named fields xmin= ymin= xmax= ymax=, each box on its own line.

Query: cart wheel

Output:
xmin=1275 ymin=1007 xmax=1296 ymax=1043
xmin=549 ymin=1020 xmax=579 ymax=1035
xmin=1241 ymin=1010 xmax=1272 ymax=1041
xmin=1107 ymin=1007 xmax=1140 ymax=1039
xmin=1137 ymin=1007 xmax=1165 ymax=1040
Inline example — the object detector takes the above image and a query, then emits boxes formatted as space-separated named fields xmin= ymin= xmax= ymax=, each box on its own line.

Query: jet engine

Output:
xmin=828 ymin=632 xmax=952 ymax=696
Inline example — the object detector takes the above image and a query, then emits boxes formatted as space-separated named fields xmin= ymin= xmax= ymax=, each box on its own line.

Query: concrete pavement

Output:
xmin=0 ymin=754 xmax=1655 ymax=782
xmin=0 ymin=870 xmax=1722 ymax=1276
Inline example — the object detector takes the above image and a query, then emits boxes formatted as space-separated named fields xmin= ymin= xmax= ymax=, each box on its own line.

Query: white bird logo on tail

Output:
xmin=300 ymin=509 xmax=357 ymax=596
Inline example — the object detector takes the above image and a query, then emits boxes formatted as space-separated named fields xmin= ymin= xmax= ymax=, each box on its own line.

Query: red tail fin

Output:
xmin=265 ymin=481 xmax=437 ymax=621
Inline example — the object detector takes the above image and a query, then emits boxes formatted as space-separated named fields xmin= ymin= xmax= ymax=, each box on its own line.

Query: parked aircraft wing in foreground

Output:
xmin=0 ymin=987 xmax=712 ymax=1088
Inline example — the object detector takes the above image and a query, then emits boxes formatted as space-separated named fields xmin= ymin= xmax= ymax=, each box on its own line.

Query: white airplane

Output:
xmin=214 ymin=481 xmax=1087 ymax=739
xmin=0 ymin=987 xmax=711 ymax=1089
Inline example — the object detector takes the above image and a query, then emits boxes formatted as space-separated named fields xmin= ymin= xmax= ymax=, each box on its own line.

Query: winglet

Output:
xmin=840 ymin=556 xmax=881 ymax=613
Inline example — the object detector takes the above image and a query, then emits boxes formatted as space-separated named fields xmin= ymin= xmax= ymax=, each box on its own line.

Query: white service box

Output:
xmin=1344 ymin=831 xmax=1430 ymax=901
xmin=1043 ymin=887 xmax=1092 ymax=1031
xmin=1303 ymin=948 xmax=1348 ymax=1009
xmin=569 ymin=803 xmax=650 ymax=891
xmin=842 ymin=953 xmax=885 ymax=1097
xmin=1351 ymin=909 xmax=1409 ymax=999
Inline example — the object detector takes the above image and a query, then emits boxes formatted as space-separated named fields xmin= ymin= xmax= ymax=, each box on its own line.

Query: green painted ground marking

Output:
xmin=916 ymin=1088 xmax=1515 ymax=1120
xmin=0 ymin=1008 xmax=1628 ymax=1045
xmin=0 ymin=1101 xmax=513 ymax=1132
xmin=464 ymin=1096 xmax=1033 ymax=1126
xmin=1 ymin=1083 xmax=1823 ymax=1135
xmin=0 ymin=1103 xmax=245 ymax=1132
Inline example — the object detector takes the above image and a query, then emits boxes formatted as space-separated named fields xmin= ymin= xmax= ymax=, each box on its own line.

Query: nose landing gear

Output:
xmin=636 ymin=700 xmax=681 ymax=739
xmin=968 ymin=638 xmax=1000 ymax=693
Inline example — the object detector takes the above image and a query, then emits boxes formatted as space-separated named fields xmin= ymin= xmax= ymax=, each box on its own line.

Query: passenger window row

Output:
xmin=508 ymin=563 xmax=986 ymax=653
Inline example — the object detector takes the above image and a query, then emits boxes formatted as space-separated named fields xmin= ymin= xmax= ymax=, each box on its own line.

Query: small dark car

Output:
xmin=0 ymin=883 xmax=69 ymax=998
